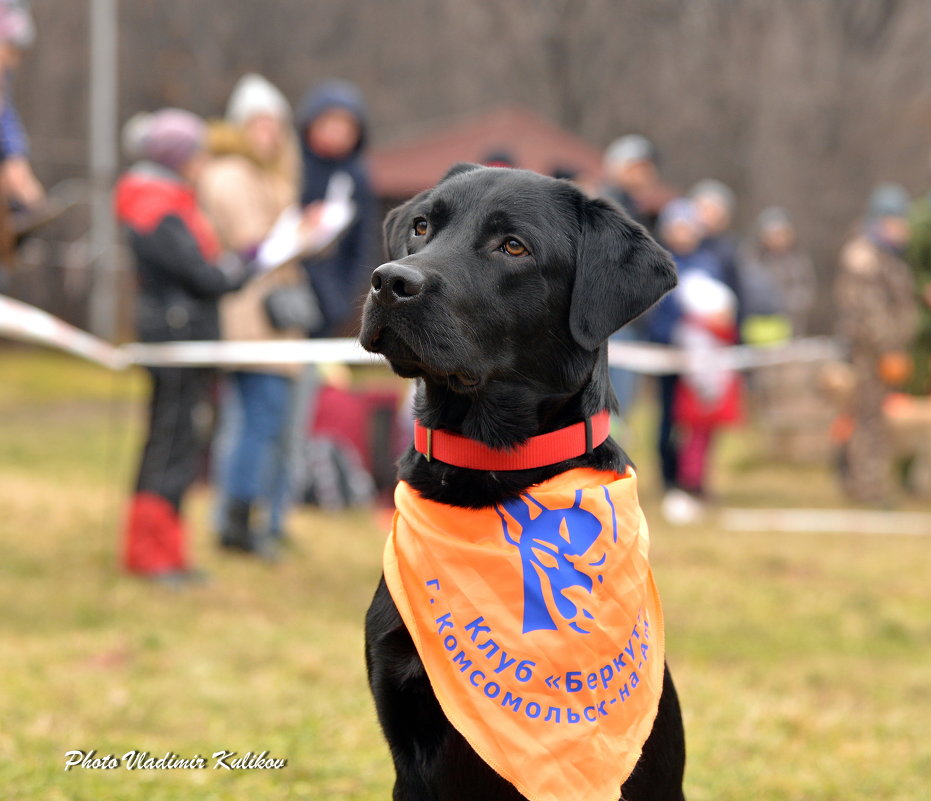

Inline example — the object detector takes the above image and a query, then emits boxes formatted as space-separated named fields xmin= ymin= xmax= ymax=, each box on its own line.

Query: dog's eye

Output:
xmin=500 ymin=238 xmax=528 ymax=257
xmin=412 ymin=218 xmax=428 ymax=237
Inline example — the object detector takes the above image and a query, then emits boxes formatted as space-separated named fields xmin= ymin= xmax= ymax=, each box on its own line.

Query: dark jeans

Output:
xmin=135 ymin=366 xmax=214 ymax=510
xmin=657 ymin=374 xmax=680 ymax=491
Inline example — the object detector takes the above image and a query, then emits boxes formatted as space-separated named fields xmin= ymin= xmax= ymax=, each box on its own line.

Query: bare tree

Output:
xmin=14 ymin=0 xmax=931 ymax=329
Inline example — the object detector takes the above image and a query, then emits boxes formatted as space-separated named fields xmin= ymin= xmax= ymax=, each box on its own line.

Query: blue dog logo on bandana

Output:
xmin=496 ymin=487 xmax=618 ymax=635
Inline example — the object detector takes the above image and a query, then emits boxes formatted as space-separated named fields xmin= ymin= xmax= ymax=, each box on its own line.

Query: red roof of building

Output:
xmin=369 ymin=105 xmax=604 ymax=198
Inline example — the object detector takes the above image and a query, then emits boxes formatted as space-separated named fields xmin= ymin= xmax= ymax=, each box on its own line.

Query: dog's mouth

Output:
xmin=361 ymin=323 xmax=484 ymax=391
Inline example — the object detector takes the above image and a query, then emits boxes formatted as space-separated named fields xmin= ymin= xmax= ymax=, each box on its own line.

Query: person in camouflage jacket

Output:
xmin=905 ymin=185 xmax=931 ymax=395
xmin=835 ymin=184 xmax=919 ymax=505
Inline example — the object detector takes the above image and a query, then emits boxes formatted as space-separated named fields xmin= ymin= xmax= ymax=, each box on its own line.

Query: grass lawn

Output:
xmin=0 ymin=348 xmax=928 ymax=800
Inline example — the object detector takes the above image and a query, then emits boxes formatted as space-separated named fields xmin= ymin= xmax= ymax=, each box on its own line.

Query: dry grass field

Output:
xmin=0 ymin=350 xmax=928 ymax=800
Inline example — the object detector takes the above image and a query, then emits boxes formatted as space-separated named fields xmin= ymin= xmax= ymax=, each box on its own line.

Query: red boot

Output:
xmin=122 ymin=492 xmax=190 ymax=575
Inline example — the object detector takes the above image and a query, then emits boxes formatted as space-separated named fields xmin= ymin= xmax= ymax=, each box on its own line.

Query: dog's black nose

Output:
xmin=371 ymin=263 xmax=425 ymax=307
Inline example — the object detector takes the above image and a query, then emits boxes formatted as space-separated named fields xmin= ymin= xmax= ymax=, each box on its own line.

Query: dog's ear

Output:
xmin=384 ymin=187 xmax=436 ymax=260
xmin=440 ymin=162 xmax=483 ymax=183
xmin=383 ymin=197 xmax=417 ymax=260
xmin=570 ymin=197 xmax=677 ymax=350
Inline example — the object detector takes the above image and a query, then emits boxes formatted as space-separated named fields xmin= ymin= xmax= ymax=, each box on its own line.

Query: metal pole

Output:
xmin=87 ymin=0 xmax=118 ymax=340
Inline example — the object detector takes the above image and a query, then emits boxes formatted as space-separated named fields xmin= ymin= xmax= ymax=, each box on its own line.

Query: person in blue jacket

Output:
xmin=0 ymin=1 xmax=43 ymax=211
xmin=295 ymin=79 xmax=376 ymax=336
xmin=0 ymin=0 xmax=42 ymax=289
xmin=285 ymin=80 xmax=377 ymax=510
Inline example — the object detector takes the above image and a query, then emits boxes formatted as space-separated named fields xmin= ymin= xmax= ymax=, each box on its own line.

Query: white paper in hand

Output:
xmin=305 ymin=171 xmax=356 ymax=255
xmin=254 ymin=172 xmax=357 ymax=272
xmin=255 ymin=205 xmax=305 ymax=272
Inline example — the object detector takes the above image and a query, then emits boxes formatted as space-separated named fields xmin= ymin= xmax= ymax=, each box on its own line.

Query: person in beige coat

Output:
xmin=198 ymin=73 xmax=316 ymax=557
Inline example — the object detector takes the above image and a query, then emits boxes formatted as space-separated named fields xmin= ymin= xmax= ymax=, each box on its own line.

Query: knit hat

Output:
xmin=690 ymin=179 xmax=736 ymax=215
xmin=133 ymin=108 xmax=206 ymax=170
xmin=867 ymin=182 xmax=910 ymax=220
xmin=678 ymin=271 xmax=736 ymax=318
xmin=0 ymin=1 xmax=34 ymax=48
xmin=657 ymin=197 xmax=700 ymax=231
xmin=225 ymin=73 xmax=291 ymax=125
xmin=757 ymin=206 xmax=793 ymax=234
xmin=603 ymin=134 xmax=655 ymax=170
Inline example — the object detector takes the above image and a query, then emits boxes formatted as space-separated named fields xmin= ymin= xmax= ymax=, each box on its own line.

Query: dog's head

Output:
xmin=360 ymin=165 xmax=675 ymax=434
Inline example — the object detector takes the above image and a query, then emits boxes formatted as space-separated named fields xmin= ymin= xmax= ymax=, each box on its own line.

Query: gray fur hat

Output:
xmin=603 ymin=134 xmax=655 ymax=170
xmin=690 ymin=179 xmax=736 ymax=215
xmin=867 ymin=182 xmax=910 ymax=220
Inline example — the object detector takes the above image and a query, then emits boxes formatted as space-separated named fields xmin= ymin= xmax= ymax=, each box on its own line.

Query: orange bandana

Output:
xmin=383 ymin=468 xmax=665 ymax=801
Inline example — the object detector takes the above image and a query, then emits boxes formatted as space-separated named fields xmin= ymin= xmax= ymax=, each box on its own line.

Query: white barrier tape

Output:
xmin=2 ymin=294 xmax=843 ymax=373
xmin=123 ymin=338 xmax=380 ymax=367
xmin=721 ymin=507 xmax=931 ymax=536
xmin=607 ymin=337 xmax=843 ymax=375
xmin=0 ymin=295 xmax=130 ymax=370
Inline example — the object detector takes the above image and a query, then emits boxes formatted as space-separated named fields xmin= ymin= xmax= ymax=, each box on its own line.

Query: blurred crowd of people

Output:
xmin=115 ymin=76 xmax=376 ymax=585
xmin=112 ymin=92 xmax=931 ymax=582
xmin=0 ymin=10 xmax=899 ymax=580
xmin=597 ymin=133 xmax=931 ymax=521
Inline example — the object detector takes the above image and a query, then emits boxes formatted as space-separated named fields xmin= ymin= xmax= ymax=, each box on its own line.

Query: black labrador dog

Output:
xmin=360 ymin=164 xmax=686 ymax=801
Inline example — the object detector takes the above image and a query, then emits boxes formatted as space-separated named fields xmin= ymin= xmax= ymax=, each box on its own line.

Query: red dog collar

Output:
xmin=413 ymin=410 xmax=612 ymax=471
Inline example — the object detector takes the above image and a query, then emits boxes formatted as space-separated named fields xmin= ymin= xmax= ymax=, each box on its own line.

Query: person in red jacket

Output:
xmin=672 ymin=271 xmax=742 ymax=501
xmin=115 ymin=108 xmax=247 ymax=585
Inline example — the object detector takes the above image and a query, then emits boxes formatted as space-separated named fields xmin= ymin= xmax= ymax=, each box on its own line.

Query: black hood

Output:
xmin=296 ymin=79 xmax=368 ymax=157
